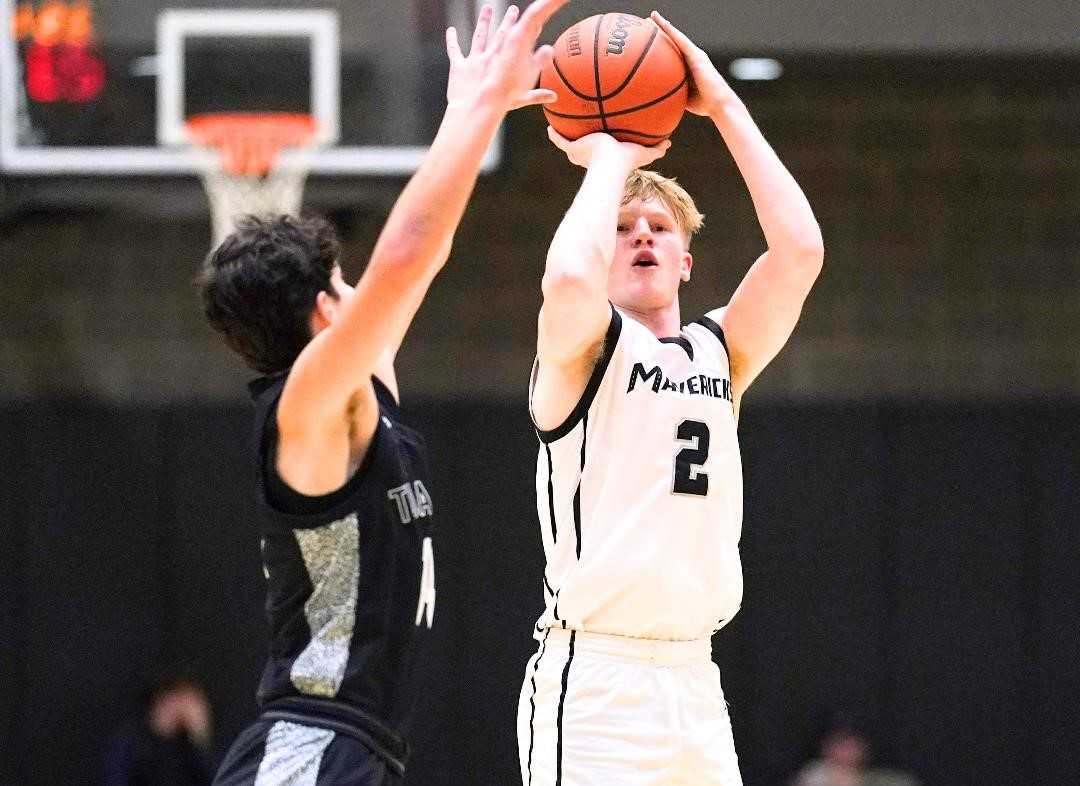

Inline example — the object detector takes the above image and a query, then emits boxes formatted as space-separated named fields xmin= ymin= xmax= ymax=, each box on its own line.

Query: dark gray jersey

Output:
xmin=248 ymin=373 xmax=436 ymax=745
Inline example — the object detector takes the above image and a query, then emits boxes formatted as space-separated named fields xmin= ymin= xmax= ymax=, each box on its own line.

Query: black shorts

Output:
xmin=213 ymin=718 xmax=401 ymax=786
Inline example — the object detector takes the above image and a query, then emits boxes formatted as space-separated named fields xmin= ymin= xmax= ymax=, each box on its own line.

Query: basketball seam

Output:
xmin=592 ymin=14 xmax=609 ymax=132
xmin=601 ymin=127 xmax=674 ymax=140
xmin=549 ymin=20 xmax=660 ymax=102
xmin=552 ymin=57 xmax=598 ymax=101
xmin=542 ymin=75 xmax=688 ymax=121
xmin=601 ymin=25 xmax=660 ymax=100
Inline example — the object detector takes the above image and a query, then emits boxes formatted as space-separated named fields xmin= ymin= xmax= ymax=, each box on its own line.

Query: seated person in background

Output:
xmin=104 ymin=674 xmax=215 ymax=786
xmin=791 ymin=714 xmax=921 ymax=786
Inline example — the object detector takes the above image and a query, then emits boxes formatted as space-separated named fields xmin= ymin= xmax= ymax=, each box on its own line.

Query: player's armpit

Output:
xmin=276 ymin=376 xmax=380 ymax=497
xmin=714 ymin=246 xmax=822 ymax=394
xmin=531 ymin=332 xmax=607 ymax=433
xmin=537 ymin=268 xmax=612 ymax=364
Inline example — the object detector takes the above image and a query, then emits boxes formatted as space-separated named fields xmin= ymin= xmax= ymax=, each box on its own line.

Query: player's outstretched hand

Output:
xmin=547 ymin=127 xmax=670 ymax=170
xmin=446 ymin=1 xmax=570 ymax=113
xmin=650 ymin=10 xmax=735 ymax=116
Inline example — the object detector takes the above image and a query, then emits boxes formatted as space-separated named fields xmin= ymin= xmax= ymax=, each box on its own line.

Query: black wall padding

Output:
xmin=1 ymin=400 xmax=1077 ymax=786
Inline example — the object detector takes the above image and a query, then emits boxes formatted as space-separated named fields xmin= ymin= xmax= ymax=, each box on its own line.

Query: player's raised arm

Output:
xmin=533 ymin=130 xmax=668 ymax=427
xmin=281 ymin=1 xmax=567 ymax=428
xmin=652 ymin=11 xmax=824 ymax=397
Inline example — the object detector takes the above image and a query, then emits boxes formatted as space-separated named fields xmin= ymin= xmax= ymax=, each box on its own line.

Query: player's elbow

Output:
xmin=798 ymin=222 xmax=825 ymax=266
xmin=786 ymin=230 xmax=825 ymax=278
xmin=541 ymin=268 xmax=603 ymax=307
xmin=800 ymin=244 xmax=825 ymax=280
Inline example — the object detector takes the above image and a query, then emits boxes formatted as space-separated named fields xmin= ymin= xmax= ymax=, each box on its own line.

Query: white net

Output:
xmin=186 ymin=114 xmax=319 ymax=247
xmin=199 ymin=149 xmax=313 ymax=247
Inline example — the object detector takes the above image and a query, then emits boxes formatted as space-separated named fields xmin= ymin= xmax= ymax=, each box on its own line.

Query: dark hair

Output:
xmin=198 ymin=214 xmax=340 ymax=374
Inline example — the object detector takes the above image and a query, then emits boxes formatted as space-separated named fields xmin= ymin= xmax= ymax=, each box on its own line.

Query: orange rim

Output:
xmin=185 ymin=112 xmax=318 ymax=177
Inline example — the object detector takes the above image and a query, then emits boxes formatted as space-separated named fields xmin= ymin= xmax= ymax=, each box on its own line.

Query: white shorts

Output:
xmin=517 ymin=628 xmax=743 ymax=786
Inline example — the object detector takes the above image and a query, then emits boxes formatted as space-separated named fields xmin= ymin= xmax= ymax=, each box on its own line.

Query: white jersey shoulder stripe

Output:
xmin=690 ymin=314 xmax=729 ymax=359
xmin=657 ymin=335 xmax=695 ymax=360
xmin=531 ymin=306 xmax=623 ymax=444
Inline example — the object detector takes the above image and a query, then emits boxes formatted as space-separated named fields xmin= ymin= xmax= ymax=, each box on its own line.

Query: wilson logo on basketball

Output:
xmin=566 ymin=25 xmax=582 ymax=57
xmin=606 ymin=14 xmax=641 ymax=56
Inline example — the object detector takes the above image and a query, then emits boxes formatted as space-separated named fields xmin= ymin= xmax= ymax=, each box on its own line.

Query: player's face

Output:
xmin=608 ymin=198 xmax=692 ymax=313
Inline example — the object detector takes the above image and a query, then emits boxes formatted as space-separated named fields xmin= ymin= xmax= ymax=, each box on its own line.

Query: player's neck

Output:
xmin=620 ymin=301 xmax=682 ymax=338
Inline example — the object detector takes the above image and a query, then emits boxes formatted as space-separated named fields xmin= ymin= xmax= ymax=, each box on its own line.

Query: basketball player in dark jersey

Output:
xmin=196 ymin=3 xmax=569 ymax=784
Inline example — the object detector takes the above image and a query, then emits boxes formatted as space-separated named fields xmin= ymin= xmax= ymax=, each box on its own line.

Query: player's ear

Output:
xmin=311 ymin=290 xmax=337 ymax=333
xmin=680 ymin=251 xmax=693 ymax=283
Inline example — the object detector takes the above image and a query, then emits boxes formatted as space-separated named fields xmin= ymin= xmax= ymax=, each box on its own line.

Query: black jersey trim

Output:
xmin=659 ymin=335 xmax=694 ymax=360
xmin=260 ymin=711 xmax=406 ymax=776
xmin=693 ymin=315 xmax=730 ymax=359
xmin=261 ymin=696 xmax=409 ymax=775
xmin=525 ymin=629 xmax=550 ymax=786
xmin=263 ymin=412 xmax=382 ymax=519
xmin=555 ymin=630 xmax=577 ymax=786
xmin=247 ymin=370 xmax=287 ymax=399
xmin=545 ymin=444 xmax=557 ymax=544
xmin=371 ymin=374 xmax=400 ymax=412
xmin=534 ymin=306 xmax=623 ymax=445
xmin=572 ymin=413 xmax=586 ymax=560
xmin=258 ymin=373 xmax=398 ymax=523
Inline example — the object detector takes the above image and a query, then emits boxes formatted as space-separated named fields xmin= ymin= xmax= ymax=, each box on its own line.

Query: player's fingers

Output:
xmin=650 ymin=11 xmax=698 ymax=54
xmin=445 ymin=27 xmax=463 ymax=62
xmin=547 ymin=125 xmax=572 ymax=150
xmin=471 ymin=3 xmax=494 ymax=54
xmin=645 ymin=139 xmax=672 ymax=161
xmin=519 ymin=0 xmax=570 ymax=39
xmin=512 ymin=88 xmax=557 ymax=109
xmin=625 ymin=138 xmax=669 ymax=164
xmin=491 ymin=4 xmax=519 ymax=53
xmin=531 ymin=44 xmax=554 ymax=71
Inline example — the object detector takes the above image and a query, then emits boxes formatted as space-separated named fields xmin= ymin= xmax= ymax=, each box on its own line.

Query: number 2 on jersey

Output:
xmin=673 ymin=419 xmax=710 ymax=496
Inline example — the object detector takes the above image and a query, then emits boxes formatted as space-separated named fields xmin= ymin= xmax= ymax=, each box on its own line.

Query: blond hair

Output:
xmin=622 ymin=169 xmax=705 ymax=246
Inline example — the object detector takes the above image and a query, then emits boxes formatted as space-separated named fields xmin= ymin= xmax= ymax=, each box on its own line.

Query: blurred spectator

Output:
xmin=791 ymin=714 xmax=920 ymax=786
xmin=104 ymin=674 xmax=215 ymax=786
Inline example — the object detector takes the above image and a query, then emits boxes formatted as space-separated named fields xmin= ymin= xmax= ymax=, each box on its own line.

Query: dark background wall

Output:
xmin=3 ymin=55 xmax=1079 ymax=401
xmin=2 ymin=398 xmax=1078 ymax=786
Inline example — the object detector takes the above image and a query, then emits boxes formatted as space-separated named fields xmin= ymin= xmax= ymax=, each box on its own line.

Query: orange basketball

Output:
xmin=539 ymin=13 xmax=689 ymax=144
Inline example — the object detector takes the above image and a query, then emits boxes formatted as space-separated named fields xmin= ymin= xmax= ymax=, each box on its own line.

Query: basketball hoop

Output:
xmin=185 ymin=112 xmax=319 ymax=246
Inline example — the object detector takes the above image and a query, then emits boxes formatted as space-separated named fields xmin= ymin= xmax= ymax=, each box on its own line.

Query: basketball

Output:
xmin=539 ymin=13 xmax=689 ymax=144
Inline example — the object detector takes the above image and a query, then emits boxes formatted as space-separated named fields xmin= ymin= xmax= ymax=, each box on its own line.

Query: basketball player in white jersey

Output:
xmin=517 ymin=11 xmax=824 ymax=786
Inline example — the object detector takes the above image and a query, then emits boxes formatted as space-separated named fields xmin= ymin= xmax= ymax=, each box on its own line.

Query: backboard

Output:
xmin=0 ymin=0 xmax=503 ymax=175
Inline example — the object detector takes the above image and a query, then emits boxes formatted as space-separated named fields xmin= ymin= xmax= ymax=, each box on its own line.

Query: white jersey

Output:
xmin=531 ymin=306 xmax=743 ymax=642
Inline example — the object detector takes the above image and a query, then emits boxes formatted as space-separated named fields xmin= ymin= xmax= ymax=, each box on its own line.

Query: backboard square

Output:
xmin=156 ymin=9 xmax=340 ymax=148
xmin=0 ymin=0 xmax=504 ymax=175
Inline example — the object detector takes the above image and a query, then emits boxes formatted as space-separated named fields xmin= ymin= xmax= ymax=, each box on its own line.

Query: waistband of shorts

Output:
xmin=259 ymin=696 xmax=408 ymax=776
xmin=540 ymin=626 xmax=712 ymax=665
